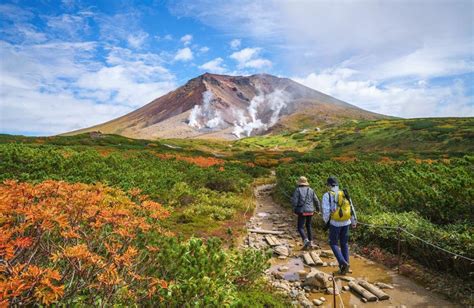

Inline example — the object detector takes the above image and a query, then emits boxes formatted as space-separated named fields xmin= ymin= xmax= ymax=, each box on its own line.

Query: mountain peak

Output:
xmin=65 ymin=73 xmax=385 ymax=140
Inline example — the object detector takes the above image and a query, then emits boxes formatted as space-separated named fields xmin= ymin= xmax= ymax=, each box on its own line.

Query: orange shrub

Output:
xmin=0 ymin=180 xmax=169 ymax=306
xmin=279 ymin=157 xmax=293 ymax=164
xmin=254 ymin=158 xmax=279 ymax=168
xmin=155 ymin=153 xmax=224 ymax=167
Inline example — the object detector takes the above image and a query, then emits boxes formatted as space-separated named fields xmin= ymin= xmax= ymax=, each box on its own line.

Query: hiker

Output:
xmin=321 ymin=176 xmax=357 ymax=275
xmin=291 ymin=176 xmax=320 ymax=249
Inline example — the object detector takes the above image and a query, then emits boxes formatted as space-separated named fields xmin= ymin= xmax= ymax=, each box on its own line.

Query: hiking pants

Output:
xmin=297 ymin=215 xmax=313 ymax=242
xmin=329 ymin=224 xmax=350 ymax=267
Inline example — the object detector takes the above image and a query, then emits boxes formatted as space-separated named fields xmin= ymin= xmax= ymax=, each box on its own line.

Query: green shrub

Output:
xmin=354 ymin=212 xmax=474 ymax=276
xmin=139 ymin=236 xmax=271 ymax=306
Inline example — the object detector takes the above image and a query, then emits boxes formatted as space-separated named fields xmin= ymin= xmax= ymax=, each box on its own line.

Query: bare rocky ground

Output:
xmin=240 ymin=184 xmax=456 ymax=307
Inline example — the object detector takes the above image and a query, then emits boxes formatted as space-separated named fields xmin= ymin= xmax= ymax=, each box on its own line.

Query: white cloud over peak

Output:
xmin=199 ymin=57 xmax=226 ymax=74
xmin=174 ymin=47 xmax=193 ymax=61
xmin=230 ymin=47 xmax=271 ymax=69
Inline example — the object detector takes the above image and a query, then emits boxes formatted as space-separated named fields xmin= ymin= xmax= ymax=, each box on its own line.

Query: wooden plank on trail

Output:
xmin=265 ymin=235 xmax=275 ymax=246
xmin=310 ymin=251 xmax=324 ymax=265
xmin=349 ymin=282 xmax=377 ymax=302
xmin=303 ymin=253 xmax=315 ymax=266
xmin=271 ymin=235 xmax=282 ymax=246
xmin=265 ymin=235 xmax=282 ymax=246
xmin=358 ymin=280 xmax=390 ymax=300
xmin=248 ymin=229 xmax=284 ymax=235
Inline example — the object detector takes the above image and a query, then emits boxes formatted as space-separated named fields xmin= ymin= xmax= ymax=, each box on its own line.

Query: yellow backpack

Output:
xmin=329 ymin=190 xmax=351 ymax=221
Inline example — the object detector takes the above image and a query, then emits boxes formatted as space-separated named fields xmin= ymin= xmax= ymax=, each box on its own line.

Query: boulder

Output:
xmin=303 ymin=269 xmax=332 ymax=289
xmin=289 ymin=289 xmax=299 ymax=298
xmin=313 ymin=299 xmax=323 ymax=306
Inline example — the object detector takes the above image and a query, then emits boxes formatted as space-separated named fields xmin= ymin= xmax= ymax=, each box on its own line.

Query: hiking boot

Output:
xmin=340 ymin=264 xmax=350 ymax=275
xmin=303 ymin=239 xmax=310 ymax=250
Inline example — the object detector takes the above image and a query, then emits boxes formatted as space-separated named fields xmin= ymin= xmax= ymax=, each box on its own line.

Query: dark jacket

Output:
xmin=291 ymin=186 xmax=320 ymax=214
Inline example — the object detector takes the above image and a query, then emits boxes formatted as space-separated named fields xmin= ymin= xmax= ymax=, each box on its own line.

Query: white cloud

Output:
xmin=372 ymin=41 xmax=474 ymax=80
xmin=230 ymin=39 xmax=241 ymax=49
xmin=0 ymin=87 xmax=132 ymax=135
xmin=199 ymin=46 xmax=210 ymax=53
xmin=61 ymin=0 xmax=76 ymax=9
xmin=96 ymin=12 xmax=148 ymax=48
xmin=199 ymin=57 xmax=226 ymax=74
xmin=0 ymin=39 xmax=176 ymax=135
xmin=127 ymin=31 xmax=149 ymax=49
xmin=77 ymin=48 xmax=175 ymax=107
xmin=174 ymin=47 xmax=193 ymax=61
xmin=45 ymin=13 xmax=91 ymax=39
xmin=293 ymin=69 xmax=474 ymax=118
xmin=171 ymin=1 xmax=473 ymax=65
xmin=180 ymin=34 xmax=193 ymax=45
xmin=230 ymin=47 xmax=271 ymax=69
xmin=2 ymin=23 xmax=48 ymax=43
xmin=0 ymin=4 xmax=179 ymax=136
xmin=0 ymin=3 xmax=34 ymax=22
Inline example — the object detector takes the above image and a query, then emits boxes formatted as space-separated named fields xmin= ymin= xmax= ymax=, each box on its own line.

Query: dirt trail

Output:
xmin=241 ymin=184 xmax=456 ymax=307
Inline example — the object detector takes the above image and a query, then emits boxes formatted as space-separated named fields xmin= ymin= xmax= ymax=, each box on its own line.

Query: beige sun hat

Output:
xmin=297 ymin=176 xmax=309 ymax=186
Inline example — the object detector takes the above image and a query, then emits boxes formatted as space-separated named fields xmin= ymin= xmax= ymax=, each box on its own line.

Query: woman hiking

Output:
xmin=291 ymin=176 xmax=320 ymax=249
xmin=321 ymin=176 xmax=357 ymax=275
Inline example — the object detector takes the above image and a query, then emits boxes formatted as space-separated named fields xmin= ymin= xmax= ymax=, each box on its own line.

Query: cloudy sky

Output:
xmin=0 ymin=0 xmax=473 ymax=136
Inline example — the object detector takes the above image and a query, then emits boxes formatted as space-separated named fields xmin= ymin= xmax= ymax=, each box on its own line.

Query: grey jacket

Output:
xmin=291 ymin=186 xmax=320 ymax=214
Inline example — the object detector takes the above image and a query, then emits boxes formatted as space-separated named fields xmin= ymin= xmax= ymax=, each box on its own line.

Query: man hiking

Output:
xmin=321 ymin=176 xmax=357 ymax=274
xmin=291 ymin=176 xmax=320 ymax=249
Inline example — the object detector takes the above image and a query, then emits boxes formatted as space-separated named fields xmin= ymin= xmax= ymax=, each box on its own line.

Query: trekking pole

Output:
xmin=332 ymin=272 xmax=336 ymax=308
xmin=397 ymin=225 xmax=401 ymax=274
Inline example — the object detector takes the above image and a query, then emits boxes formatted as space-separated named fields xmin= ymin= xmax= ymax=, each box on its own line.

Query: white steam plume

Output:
xmin=188 ymin=90 xmax=222 ymax=129
xmin=232 ymin=89 xmax=291 ymax=138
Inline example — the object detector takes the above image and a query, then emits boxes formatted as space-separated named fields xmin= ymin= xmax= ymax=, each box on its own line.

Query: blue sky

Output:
xmin=0 ymin=0 xmax=473 ymax=136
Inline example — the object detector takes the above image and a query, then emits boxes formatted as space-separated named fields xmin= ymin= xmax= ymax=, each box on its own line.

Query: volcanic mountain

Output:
xmin=66 ymin=73 xmax=385 ymax=140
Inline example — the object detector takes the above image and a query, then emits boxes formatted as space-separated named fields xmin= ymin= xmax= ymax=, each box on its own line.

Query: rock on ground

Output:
xmin=303 ymin=269 xmax=332 ymax=289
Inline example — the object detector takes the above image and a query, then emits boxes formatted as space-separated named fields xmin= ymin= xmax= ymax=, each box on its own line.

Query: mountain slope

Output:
xmin=65 ymin=73 xmax=386 ymax=140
